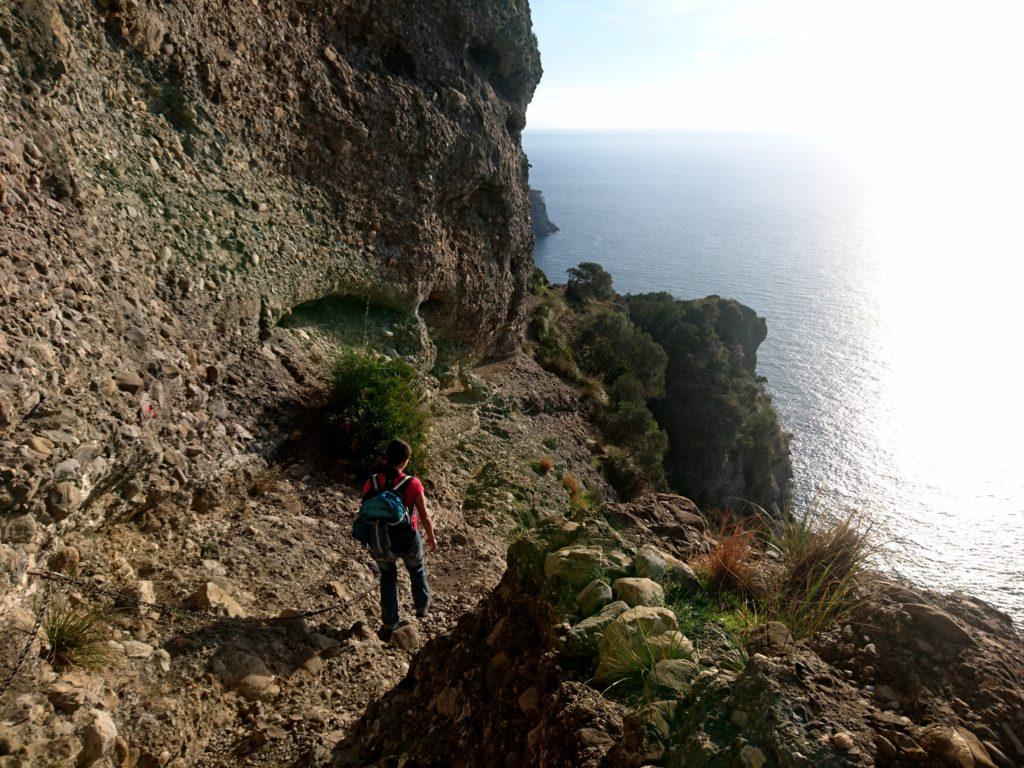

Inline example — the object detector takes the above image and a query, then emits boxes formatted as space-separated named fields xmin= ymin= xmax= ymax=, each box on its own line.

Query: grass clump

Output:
xmin=511 ymin=505 xmax=539 ymax=538
xmin=38 ymin=593 xmax=114 ymax=671
xmin=329 ymin=351 xmax=429 ymax=475
xmin=683 ymin=507 xmax=881 ymax=642
xmin=598 ymin=622 xmax=693 ymax=696
xmin=764 ymin=508 xmax=880 ymax=639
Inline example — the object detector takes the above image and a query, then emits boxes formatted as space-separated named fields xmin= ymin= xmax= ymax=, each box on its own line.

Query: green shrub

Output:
xmin=566 ymin=262 xmax=615 ymax=303
xmin=528 ymin=267 xmax=550 ymax=295
xmin=38 ymin=593 xmax=114 ymax=671
xmin=576 ymin=310 xmax=666 ymax=398
xmin=609 ymin=374 xmax=647 ymax=404
xmin=329 ymin=352 xmax=429 ymax=474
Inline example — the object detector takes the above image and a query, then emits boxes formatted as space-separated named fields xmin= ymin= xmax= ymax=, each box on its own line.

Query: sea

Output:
xmin=524 ymin=130 xmax=1024 ymax=623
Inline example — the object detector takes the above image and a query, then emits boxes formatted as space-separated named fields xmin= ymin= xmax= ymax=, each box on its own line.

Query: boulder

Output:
xmin=643 ymin=658 xmax=700 ymax=700
xmin=612 ymin=577 xmax=664 ymax=608
xmin=48 ymin=674 xmax=89 ymax=713
xmin=902 ymin=603 xmax=975 ymax=650
xmin=3 ymin=513 xmax=36 ymax=544
xmin=47 ymin=482 xmax=82 ymax=520
xmin=620 ymin=701 xmax=678 ymax=764
xmin=576 ymin=579 xmax=613 ymax=616
xmin=634 ymin=545 xmax=701 ymax=591
xmin=122 ymin=640 xmax=153 ymax=658
xmin=392 ymin=623 xmax=421 ymax=651
xmin=80 ymin=709 xmax=117 ymax=765
xmin=544 ymin=545 xmax=628 ymax=587
xmin=189 ymin=581 xmax=246 ymax=618
xmin=596 ymin=607 xmax=691 ymax=683
xmin=745 ymin=621 xmax=796 ymax=656
xmin=214 ymin=651 xmax=277 ymax=701
xmin=919 ymin=725 xmax=990 ymax=768
xmin=564 ymin=600 xmax=630 ymax=657
xmin=47 ymin=545 xmax=81 ymax=575
xmin=434 ymin=687 xmax=459 ymax=718
xmin=114 ymin=371 xmax=145 ymax=393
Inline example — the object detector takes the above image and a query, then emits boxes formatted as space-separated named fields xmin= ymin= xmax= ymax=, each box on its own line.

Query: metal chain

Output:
xmin=0 ymin=578 xmax=49 ymax=697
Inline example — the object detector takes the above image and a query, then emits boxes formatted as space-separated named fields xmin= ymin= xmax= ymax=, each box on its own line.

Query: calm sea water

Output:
xmin=525 ymin=130 xmax=1024 ymax=623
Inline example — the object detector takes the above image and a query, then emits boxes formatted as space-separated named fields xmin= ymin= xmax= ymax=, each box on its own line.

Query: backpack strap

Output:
xmin=371 ymin=475 xmax=379 ymax=491
xmin=392 ymin=475 xmax=413 ymax=492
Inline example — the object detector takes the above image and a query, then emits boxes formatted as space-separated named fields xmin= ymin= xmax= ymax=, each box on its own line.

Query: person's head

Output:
xmin=383 ymin=439 xmax=412 ymax=475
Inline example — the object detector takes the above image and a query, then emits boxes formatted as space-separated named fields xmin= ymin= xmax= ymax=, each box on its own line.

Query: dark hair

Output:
xmin=383 ymin=439 xmax=412 ymax=478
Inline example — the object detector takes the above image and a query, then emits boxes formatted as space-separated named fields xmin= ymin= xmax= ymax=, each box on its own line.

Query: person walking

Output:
xmin=357 ymin=439 xmax=437 ymax=640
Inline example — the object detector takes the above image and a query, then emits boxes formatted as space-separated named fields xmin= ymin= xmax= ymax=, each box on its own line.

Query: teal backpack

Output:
xmin=353 ymin=474 xmax=414 ymax=557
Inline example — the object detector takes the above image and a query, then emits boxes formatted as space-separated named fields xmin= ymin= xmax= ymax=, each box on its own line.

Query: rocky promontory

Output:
xmin=530 ymin=188 xmax=559 ymax=236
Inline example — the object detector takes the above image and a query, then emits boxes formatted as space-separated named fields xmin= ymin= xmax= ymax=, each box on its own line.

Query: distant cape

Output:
xmin=530 ymin=189 xmax=559 ymax=237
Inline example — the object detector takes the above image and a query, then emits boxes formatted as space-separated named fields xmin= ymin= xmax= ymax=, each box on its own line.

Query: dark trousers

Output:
xmin=375 ymin=531 xmax=429 ymax=629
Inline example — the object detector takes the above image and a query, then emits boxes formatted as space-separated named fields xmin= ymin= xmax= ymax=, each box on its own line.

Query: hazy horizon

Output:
xmin=527 ymin=0 xmax=1024 ymax=155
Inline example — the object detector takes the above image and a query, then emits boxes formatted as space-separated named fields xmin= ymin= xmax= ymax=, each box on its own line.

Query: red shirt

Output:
xmin=362 ymin=472 xmax=425 ymax=530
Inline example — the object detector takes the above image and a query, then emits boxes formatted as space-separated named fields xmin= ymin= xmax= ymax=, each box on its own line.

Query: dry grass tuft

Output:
xmin=532 ymin=456 xmax=555 ymax=475
xmin=695 ymin=518 xmax=758 ymax=594
xmin=561 ymin=473 xmax=582 ymax=497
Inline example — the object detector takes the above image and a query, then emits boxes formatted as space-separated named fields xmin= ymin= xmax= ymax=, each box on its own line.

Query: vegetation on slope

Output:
xmin=528 ymin=262 xmax=791 ymax=512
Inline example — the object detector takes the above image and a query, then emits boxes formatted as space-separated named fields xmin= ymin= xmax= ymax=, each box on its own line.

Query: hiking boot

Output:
xmin=377 ymin=623 xmax=399 ymax=642
xmin=415 ymin=602 xmax=430 ymax=619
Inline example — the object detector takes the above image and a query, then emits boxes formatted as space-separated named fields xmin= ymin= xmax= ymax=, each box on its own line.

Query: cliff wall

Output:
xmin=1 ymin=0 xmax=540 ymax=600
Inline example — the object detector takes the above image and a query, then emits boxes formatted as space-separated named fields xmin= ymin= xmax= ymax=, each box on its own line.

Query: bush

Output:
xmin=38 ymin=593 xmax=114 ymax=671
xmin=565 ymin=262 xmax=615 ymax=303
xmin=609 ymin=374 xmax=647 ymax=404
xmin=329 ymin=352 xmax=429 ymax=474
xmin=576 ymin=310 xmax=666 ymax=398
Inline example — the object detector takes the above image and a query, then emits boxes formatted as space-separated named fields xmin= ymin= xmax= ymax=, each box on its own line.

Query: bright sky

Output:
xmin=527 ymin=0 xmax=1024 ymax=146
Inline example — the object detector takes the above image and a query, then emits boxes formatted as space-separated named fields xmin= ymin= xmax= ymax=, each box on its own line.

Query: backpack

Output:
xmin=352 ymin=474 xmax=414 ymax=558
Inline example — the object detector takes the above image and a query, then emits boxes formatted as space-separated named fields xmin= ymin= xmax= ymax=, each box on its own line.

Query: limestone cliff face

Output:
xmin=0 ymin=0 xmax=539 ymax=600
xmin=2 ymin=0 xmax=541 ymax=349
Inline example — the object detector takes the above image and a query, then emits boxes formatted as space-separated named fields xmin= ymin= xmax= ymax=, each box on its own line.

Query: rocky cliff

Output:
xmin=1 ymin=0 xmax=540 ymax=605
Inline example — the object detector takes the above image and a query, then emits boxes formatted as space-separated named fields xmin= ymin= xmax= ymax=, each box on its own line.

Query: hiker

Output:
xmin=355 ymin=439 xmax=437 ymax=639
